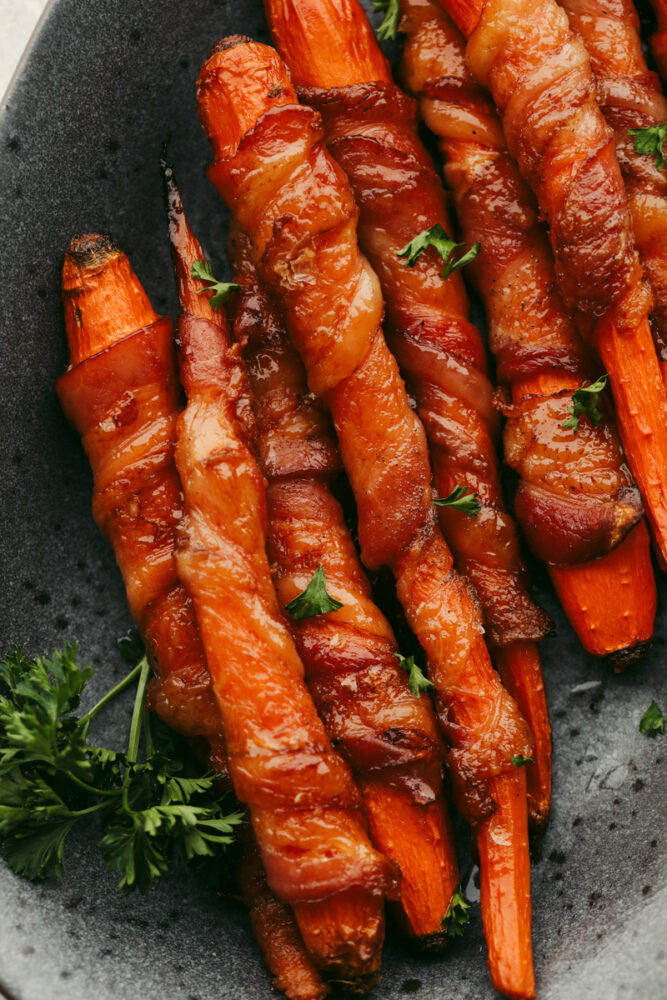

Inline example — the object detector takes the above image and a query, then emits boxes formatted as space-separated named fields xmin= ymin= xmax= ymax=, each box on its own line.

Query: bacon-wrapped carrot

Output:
xmin=164 ymin=165 xmax=460 ymax=945
xmin=264 ymin=0 xmax=552 ymax=831
xmin=431 ymin=0 xmax=667 ymax=565
xmin=648 ymin=0 xmax=667 ymax=81
xmin=399 ymin=0 xmax=656 ymax=668
xmin=558 ymin=0 xmax=667 ymax=380
xmin=171 ymin=257 xmax=397 ymax=986
xmin=57 ymin=235 xmax=327 ymax=1000
xmin=198 ymin=37 xmax=535 ymax=998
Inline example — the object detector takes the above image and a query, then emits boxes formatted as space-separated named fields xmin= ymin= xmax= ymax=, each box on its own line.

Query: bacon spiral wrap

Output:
xmin=400 ymin=0 xmax=643 ymax=566
xmin=462 ymin=0 xmax=642 ymax=318
xmin=199 ymin=40 xmax=533 ymax=821
xmin=56 ymin=318 xmax=224 ymax=759
xmin=299 ymin=79 xmax=550 ymax=644
xmin=559 ymin=0 xmax=667 ymax=361
xmin=173 ymin=310 xmax=395 ymax=905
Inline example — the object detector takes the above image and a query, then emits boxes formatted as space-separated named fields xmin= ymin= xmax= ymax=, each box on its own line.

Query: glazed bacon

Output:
xmin=197 ymin=37 xmax=535 ymax=998
xmin=57 ymin=237 xmax=223 ymax=762
xmin=559 ymin=0 xmax=667 ymax=370
xmin=433 ymin=0 xmax=667 ymax=564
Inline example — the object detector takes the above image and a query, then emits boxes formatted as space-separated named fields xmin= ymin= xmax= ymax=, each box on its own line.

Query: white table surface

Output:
xmin=1 ymin=0 xmax=50 ymax=101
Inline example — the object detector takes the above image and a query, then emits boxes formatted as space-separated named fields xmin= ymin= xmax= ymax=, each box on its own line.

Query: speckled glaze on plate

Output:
xmin=0 ymin=2 xmax=665 ymax=998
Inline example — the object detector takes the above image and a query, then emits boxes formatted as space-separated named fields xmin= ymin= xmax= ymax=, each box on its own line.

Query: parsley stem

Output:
xmin=126 ymin=656 xmax=150 ymax=764
xmin=78 ymin=660 xmax=144 ymax=736
xmin=65 ymin=773 xmax=121 ymax=799
xmin=142 ymin=708 xmax=154 ymax=758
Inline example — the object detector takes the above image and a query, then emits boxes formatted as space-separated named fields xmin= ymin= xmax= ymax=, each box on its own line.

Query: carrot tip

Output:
xmin=66 ymin=233 xmax=118 ymax=269
xmin=414 ymin=929 xmax=449 ymax=954
xmin=606 ymin=638 xmax=652 ymax=673
xmin=209 ymin=33 xmax=254 ymax=57
xmin=331 ymin=969 xmax=382 ymax=996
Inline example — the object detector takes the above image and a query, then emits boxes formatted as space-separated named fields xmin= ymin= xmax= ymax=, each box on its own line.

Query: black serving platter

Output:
xmin=0 ymin=1 xmax=665 ymax=998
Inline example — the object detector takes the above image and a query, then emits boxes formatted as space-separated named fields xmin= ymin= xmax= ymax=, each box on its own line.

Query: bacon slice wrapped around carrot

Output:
xmin=164 ymin=163 xmax=460 ymax=945
xmin=198 ymin=36 xmax=535 ymax=998
xmin=431 ymin=0 xmax=667 ymax=565
xmin=648 ymin=0 xmax=667 ymax=81
xmin=398 ymin=0 xmax=656 ymax=667
xmin=264 ymin=0 xmax=552 ymax=831
xmin=558 ymin=0 xmax=667 ymax=378
xmin=57 ymin=234 xmax=336 ymax=1000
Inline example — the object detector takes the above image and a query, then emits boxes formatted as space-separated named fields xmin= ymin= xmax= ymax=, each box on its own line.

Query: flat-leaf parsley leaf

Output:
xmin=285 ymin=566 xmax=344 ymax=621
xmin=190 ymin=258 xmax=241 ymax=311
xmin=397 ymin=224 xmax=480 ymax=281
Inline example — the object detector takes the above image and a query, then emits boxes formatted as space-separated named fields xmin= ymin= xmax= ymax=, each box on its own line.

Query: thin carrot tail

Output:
xmin=494 ymin=642 xmax=551 ymax=835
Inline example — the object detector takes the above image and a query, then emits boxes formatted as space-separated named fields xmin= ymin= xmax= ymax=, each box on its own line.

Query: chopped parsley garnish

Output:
xmin=562 ymin=374 xmax=608 ymax=434
xmin=0 ymin=644 xmax=241 ymax=892
xmin=395 ymin=653 xmax=434 ymax=698
xmin=628 ymin=123 xmax=667 ymax=170
xmin=285 ymin=566 xmax=344 ymax=621
xmin=433 ymin=485 xmax=481 ymax=519
xmin=442 ymin=887 xmax=471 ymax=937
xmin=510 ymin=754 xmax=534 ymax=768
xmin=397 ymin=224 xmax=481 ymax=281
xmin=371 ymin=0 xmax=401 ymax=40
xmin=639 ymin=699 xmax=665 ymax=738
xmin=190 ymin=258 xmax=240 ymax=310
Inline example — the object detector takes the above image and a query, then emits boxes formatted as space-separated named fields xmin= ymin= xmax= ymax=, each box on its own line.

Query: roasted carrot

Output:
xmin=198 ymin=36 xmax=535 ymax=997
xmin=58 ymin=236 xmax=328 ymax=1000
xmin=164 ymin=163 xmax=461 ymax=945
xmin=398 ymin=0 xmax=656 ymax=669
xmin=428 ymin=0 xmax=667 ymax=566
xmin=648 ymin=0 xmax=667 ymax=81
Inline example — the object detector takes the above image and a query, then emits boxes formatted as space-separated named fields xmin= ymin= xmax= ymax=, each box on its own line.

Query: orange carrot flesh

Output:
xmin=62 ymin=235 xmax=158 ymax=363
xmin=494 ymin=642 xmax=551 ymax=833
xmin=477 ymin=768 xmax=534 ymax=1000
xmin=293 ymin=891 xmax=385 ymax=989
xmin=263 ymin=0 xmax=391 ymax=87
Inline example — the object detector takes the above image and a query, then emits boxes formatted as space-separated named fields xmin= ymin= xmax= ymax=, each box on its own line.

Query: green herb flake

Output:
xmin=562 ymin=374 xmax=608 ymax=434
xmin=397 ymin=223 xmax=481 ymax=281
xmin=190 ymin=258 xmax=241 ymax=311
xmin=285 ymin=566 xmax=344 ymax=621
xmin=442 ymin=887 xmax=471 ymax=938
xmin=395 ymin=652 xmax=434 ymax=698
xmin=433 ymin=484 xmax=481 ymax=518
xmin=371 ymin=0 xmax=401 ymax=40
xmin=509 ymin=754 xmax=534 ymax=768
xmin=639 ymin=699 xmax=665 ymax=738
xmin=628 ymin=123 xmax=667 ymax=170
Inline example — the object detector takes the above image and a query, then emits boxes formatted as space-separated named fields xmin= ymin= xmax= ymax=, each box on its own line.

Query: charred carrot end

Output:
xmin=62 ymin=235 xmax=158 ymax=363
xmin=435 ymin=0 xmax=484 ymax=36
xmin=494 ymin=642 xmax=551 ymax=835
xmin=593 ymin=313 xmax=667 ymax=566
xmin=237 ymin=837 xmax=330 ymax=1000
xmin=360 ymin=777 xmax=459 ymax=945
xmin=549 ymin=521 xmax=655 ymax=669
xmin=293 ymin=890 xmax=385 ymax=990
xmin=197 ymin=37 xmax=297 ymax=160
xmin=477 ymin=768 xmax=535 ymax=1000
xmin=264 ymin=0 xmax=391 ymax=88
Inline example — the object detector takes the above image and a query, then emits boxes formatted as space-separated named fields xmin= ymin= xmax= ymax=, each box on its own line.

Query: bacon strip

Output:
xmin=57 ymin=236 xmax=327 ymax=1000
xmin=558 ymin=0 xmax=667 ymax=374
xmin=197 ymin=36 xmax=535 ymax=998
xmin=432 ymin=0 xmax=667 ymax=564
xmin=163 ymin=161 xmax=460 ymax=943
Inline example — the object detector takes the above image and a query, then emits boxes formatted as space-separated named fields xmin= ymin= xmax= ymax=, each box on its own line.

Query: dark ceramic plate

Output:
xmin=1 ymin=2 xmax=666 ymax=998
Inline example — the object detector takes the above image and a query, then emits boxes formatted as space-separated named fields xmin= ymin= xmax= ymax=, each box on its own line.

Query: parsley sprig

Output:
xmin=397 ymin=224 xmax=481 ymax=281
xmin=286 ymin=566 xmax=344 ymax=621
xmin=628 ymin=123 xmax=667 ymax=170
xmin=433 ymin=485 xmax=481 ymax=519
xmin=0 ymin=643 xmax=242 ymax=892
xmin=562 ymin=374 xmax=608 ymax=435
xmin=639 ymin=700 xmax=665 ymax=738
xmin=442 ymin=887 xmax=471 ymax=938
xmin=509 ymin=754 xmax=534 ymax=768
xmin=395 ymin=653 xmax=434 ymax=698
xmin=190 ymin=258 xmax=241 ymax=311
xmin=372 ymin=0 xmax=401 ymax=40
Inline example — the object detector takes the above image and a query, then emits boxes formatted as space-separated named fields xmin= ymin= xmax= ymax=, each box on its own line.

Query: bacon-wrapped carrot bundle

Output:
xmin=399 ymin=0 xmax=656 ymax=668
xmin=164 ymin=166 xmax=460 ymax=946
xmin=558 ymin=0 xmax=667 ymax=380
xmin=171 ymin=257 xmax=397 ymax=987
xmin=431 ymin=0 xmax=667 ymax=565
xmin=57 ymin=235 xmax=327 ymax=1000
xmin=264 ymin=0 xmax=552 ymax=830
xmin=198 ymin=37 xmax=535 ymax=998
